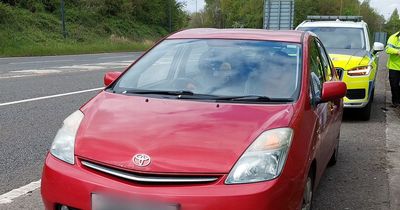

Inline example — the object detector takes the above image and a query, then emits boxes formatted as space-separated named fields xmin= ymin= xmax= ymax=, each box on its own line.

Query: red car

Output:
xmin=41 ymin=29 xmax=346 ymax=210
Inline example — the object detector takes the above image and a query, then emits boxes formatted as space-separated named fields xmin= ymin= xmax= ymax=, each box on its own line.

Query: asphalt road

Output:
xmin=0 ymin=52 xmax=394 ymax=209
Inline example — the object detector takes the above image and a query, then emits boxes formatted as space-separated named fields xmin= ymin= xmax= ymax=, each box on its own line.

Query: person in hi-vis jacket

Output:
xmin=386 ymin=31 xmax=400 ymax=107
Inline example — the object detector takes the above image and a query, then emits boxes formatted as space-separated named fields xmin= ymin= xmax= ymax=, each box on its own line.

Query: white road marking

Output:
xmin=0 ymin=60 xmax=133 ymax=80
xmin=0 ymin=68 xmax=112 ymax=80
xmin=8 ymin=59 xmax=73 ymax=65
xmin=0 ymin=180 xmax=41 ymax=204
xmin=11 ymin=70 xmax=62 ymax=74
xmin=0 ymin=87 xmax=103 ymax=107
xmin=0 ymin=70 xmax=86 ymax=79
xmin=58 ymin=65 xmax=106 ymax=70
xmin=98 ymin=55 xmax=136 ymax=59
xmin=0 ymin=75 xmax=33 ymax=79
xmin=97 ymin=62 xmax=132 ymax=66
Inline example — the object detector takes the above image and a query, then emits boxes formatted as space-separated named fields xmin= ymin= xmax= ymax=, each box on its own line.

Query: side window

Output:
xmin=310 ymin=39 xmax=325 ymax=104
xmin=316 ymin=39 xmax=333 ymax=81
xmin=366 ymin=26 xmax=372 ymax=47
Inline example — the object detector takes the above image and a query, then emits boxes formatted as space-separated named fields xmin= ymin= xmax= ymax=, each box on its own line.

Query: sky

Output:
xmin=179 ymin=0 xmax=206 ymax=13
xmin=180 ymin=0 xmax=399 ymax=20
xmin=369 ymin=0 xmax=400 ymax=20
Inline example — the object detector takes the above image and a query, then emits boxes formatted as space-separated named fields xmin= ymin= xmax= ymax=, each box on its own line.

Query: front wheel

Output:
xmin=359 ymin=88 xmax=374 ymax=121
xmin=359 ymin=99 xmax=372 ymax=121
xmin=328 ymin=136 xmax=339 ymax=166
xmin=301 ymin=173 xmax=314 ymax=210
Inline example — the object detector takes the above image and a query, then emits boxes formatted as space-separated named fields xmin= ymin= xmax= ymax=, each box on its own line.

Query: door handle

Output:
xmin=329 ymin=103 xmax=334 ymax=113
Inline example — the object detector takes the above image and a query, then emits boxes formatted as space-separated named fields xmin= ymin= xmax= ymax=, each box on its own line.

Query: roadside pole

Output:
xmin=61 ymin=0 xmax=66 ymax=38
xmin=169 ymin=0 xmax=172 ymax=32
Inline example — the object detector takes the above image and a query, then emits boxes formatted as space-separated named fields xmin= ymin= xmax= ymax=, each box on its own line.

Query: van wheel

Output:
xmin=301 ymin=172 xmax=314 ymax=210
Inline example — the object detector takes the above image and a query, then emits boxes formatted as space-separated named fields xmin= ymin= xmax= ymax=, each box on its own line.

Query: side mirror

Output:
xmin=372 ymin=42 xmax=385 ymax=53
xmin=104 ymin=71 xmax=122 ymax=86
xmin=321 ymin=81 xmax=347 ymax=102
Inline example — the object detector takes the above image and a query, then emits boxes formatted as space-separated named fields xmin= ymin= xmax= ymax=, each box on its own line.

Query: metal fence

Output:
xmin=263 ymin=0 xmax=295 ymax=30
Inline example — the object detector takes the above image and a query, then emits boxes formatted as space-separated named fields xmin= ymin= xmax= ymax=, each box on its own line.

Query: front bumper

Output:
xmin=343 ymin=102 xmax=369 ymax=108
xmin=342 ymin=75 xmax=374 ymax=108
xmin=41 ymin=154 xmax=303 ymax=210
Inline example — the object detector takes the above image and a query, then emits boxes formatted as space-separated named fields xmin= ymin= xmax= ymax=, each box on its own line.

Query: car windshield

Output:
xmin=112 ymin=39 xmax=302 ymax=102
xmin=298 ymin=27 xmax=365 ymax=50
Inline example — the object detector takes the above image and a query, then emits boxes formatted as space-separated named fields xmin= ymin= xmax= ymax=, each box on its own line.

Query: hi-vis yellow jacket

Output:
xmin=386 ymin=31 xmax=400 ymax=71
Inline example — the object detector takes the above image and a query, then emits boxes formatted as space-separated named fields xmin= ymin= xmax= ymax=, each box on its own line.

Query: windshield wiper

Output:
xmin=122 ymin=89 xmax=222 ymax=100
xmin=122 ymin=89 xmax=195 ymax=96
xmin=120 ymin=90 xmax=293 ymax=102
xmin=215 ymin=95 xmax=293 ymax=102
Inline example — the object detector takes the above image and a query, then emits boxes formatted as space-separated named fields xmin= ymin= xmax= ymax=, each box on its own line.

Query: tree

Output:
xmin=385 ymin=9 xmax=400 ymax=35
xmin=189 ymin=11 xmax=207 ymax=28
xmin=0 ymin=2 xmax=13 ymax=23
xmin=294 ymin=0 xmax=319 ymax=26
xmin=0 ymin=0 xmax=16 ymax=6
xmin=101 ymin=0 xmax=123 ymax=16
xmin=128 ymin=0 xmax=188 ymax=31
xmin=359 ymin=0 xmax=385 ymax=36
xmin=200 ymin=0 xmax=263 ymax=28
xmin=203 ymin=0 xmax=220 ymax=27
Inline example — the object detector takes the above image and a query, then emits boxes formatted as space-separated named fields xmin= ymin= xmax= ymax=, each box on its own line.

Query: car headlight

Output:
xmin=347 ymin=65 xmax=372 ymax=76
xmin=50 ymin=110 xmax=84 ymax=164
xmin=225 ymin=128 xmax=293 ymax=184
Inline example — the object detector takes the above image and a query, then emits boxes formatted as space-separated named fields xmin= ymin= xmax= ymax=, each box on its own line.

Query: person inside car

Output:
xmin=197 ymin=49 xmax=247 ymax=95
xmin=246 ymin=51 xmax=297 ymax=98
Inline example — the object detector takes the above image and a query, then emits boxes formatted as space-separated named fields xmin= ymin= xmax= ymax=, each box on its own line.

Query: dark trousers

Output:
xmin=389 ymin=69 xmax=400 ymax=105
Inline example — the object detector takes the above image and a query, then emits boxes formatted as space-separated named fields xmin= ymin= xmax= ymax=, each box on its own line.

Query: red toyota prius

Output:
xmin=41 ymin=29 xmax=346 ymax=210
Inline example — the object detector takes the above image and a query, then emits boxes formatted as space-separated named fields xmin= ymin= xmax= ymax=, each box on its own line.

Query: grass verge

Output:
xmin=0 ymin=2 xmax=160 ymax=57
xmin=0 ymin=39 xmax=152 ymax=57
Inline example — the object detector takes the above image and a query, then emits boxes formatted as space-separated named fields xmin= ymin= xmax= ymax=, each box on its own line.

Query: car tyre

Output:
xmin=359 ymin=99 xmax=372 ymax=121
xmin=328 ymin=135 xmax=339 ymax=166
xmin=301 ymin=172 xmax=314 ymax=210
xmin=370 ymin=88 xmax=375 ymax=103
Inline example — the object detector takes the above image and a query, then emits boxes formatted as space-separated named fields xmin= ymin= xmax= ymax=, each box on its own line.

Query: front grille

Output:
xmin=336 ymin=67 xmax=344 ymax=80
xmin=81 ymin=160 xmax=219 ymax=184
xmin=346 ymin=89 xmax=366 ymax=100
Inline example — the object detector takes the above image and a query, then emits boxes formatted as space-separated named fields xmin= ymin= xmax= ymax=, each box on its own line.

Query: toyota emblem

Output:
xmin=132 ymin=154 xmax=151 ymax=167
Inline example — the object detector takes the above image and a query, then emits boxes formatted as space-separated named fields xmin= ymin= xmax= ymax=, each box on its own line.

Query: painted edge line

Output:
xmin=0 ymin=180 xmax=41 ymax=204
xmin=0 ymin=68 xmax=108 ymax=80
xmin=9 ymin=59 xmax=74 ymax=65
xmin=0 ymin=87 xmax=103 ymax=107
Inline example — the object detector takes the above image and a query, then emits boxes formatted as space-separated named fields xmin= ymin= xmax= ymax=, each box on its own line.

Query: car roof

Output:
xmin=297 ymin=21 xmax=366 ymax=29
xmin=167 ymin=28 xmax=305 ymax=43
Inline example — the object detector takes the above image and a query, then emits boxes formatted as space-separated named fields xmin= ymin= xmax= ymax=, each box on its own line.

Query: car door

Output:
xmin=309 ymin=38 xmax=333 ymax=175
xmin=315 ymin=39 xmax=342 ymax=154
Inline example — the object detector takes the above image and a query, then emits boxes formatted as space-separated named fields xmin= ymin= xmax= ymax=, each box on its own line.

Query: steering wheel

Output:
xmin=173 ymin=78 xmax=203 ymax=91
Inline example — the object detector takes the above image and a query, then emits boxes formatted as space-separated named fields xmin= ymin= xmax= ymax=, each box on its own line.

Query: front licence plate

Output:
xmin=92 ymin=194 xmax=179 ymax=210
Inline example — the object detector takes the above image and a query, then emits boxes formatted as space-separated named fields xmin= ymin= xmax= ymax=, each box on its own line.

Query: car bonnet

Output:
xmin=75 ymin=91 xmax=295 ymax=174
